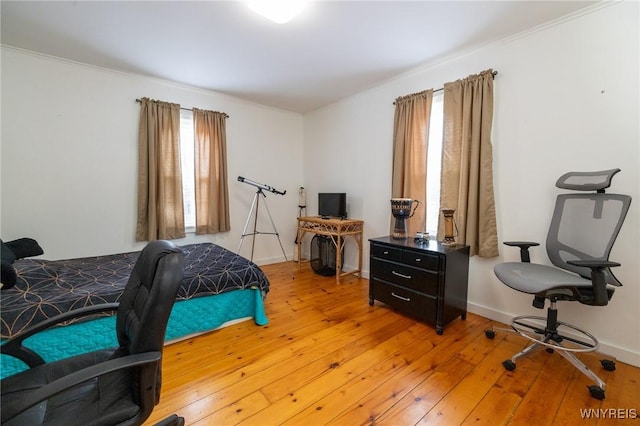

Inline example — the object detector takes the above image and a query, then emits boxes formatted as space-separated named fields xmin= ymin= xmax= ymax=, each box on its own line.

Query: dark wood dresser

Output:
xmin=369 ymin=236 xmax=470 ymax=334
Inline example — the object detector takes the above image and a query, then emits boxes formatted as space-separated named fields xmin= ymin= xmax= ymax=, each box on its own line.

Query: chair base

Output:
xmin=485 ymin=306 xmax=614 ymax=400
xmin=154 ymin=414 xmax=185 ymax=426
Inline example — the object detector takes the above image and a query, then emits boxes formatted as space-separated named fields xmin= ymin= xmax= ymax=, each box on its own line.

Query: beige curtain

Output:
xmin=440 ymin=69 xmax=498 ymax=257
xmin=391 ymin=90 xmax=433 ymax=237
xmin=136 ymin=98 xmax=185 ymax=241
xmin=193 ymin=108 xmax=230 ymax=234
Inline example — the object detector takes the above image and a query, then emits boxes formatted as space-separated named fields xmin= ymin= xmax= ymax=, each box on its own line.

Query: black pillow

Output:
xmin=1 ymin=238 xmax=43 ymax=290
xmin=1 ymin=261 xmax=17 ymax=289
xmin=5 ymin=238 xmax=44 ymax=260
xmin=1 ymin=239 xmax=17 ymax=264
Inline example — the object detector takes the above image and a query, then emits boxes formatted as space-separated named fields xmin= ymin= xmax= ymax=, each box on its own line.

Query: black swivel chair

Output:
xmin=485 ymin=169 xmax=631 ymax=400
xmin=1 ymin=240 xmax=186 ymax=425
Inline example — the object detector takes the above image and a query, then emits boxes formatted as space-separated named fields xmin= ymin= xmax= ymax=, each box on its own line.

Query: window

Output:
xmin=179 ymin=109 xmax=196 ymax=230
xmin=425 ymin=93 xmax=443 ymax=236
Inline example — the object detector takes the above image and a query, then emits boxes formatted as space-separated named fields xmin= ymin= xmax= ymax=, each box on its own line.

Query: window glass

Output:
xmin=426 ymin=93 xmax=443 ymax=236
xmin=180 ymin=109 xmax=196 ymax=230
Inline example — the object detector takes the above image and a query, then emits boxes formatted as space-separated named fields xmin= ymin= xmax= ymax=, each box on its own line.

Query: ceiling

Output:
xmin=1 ymin=1 xmax=597 ymax=113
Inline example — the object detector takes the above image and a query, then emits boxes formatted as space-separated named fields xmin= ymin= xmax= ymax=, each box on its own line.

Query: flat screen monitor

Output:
xmin=318 ymin=193 xmax=347 ymax=218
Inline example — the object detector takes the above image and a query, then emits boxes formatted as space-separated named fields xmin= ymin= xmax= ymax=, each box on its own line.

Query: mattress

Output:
xmin=1 ymin=242 xmax=270 ymax=339
xmin=0 ymin=242 xmax=270 ymax=379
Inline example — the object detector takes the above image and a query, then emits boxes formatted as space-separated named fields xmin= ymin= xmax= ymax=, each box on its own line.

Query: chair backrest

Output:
xmin=115 ymin=240 xmax=184 ymax=355
xmin=110 ymin=240 xmax=183 ymax=423
xmin=546 ymin=169 xmax=631 ymax=286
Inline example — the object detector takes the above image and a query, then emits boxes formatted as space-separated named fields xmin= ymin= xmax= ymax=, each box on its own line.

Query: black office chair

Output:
xmin=485 ymin=169 xmax=631 ymax=400
xmin=1 ymin=240 xmax=186 ymax=425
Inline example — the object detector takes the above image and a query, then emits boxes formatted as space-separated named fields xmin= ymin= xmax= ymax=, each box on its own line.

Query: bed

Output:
xmin=0 ymin=242 xmax=270 ymax=379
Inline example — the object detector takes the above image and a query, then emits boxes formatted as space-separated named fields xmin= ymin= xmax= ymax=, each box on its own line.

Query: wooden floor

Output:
xmin=145 ymin=262 xmax=639 ymax=425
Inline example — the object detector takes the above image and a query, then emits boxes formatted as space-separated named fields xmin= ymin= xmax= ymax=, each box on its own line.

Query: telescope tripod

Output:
xmin=238 ymin=188 xmax=293 ymax=278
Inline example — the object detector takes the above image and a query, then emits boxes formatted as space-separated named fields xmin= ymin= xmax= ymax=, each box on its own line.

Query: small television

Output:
xmin=318 ymin=193 xmax=347 ymax=218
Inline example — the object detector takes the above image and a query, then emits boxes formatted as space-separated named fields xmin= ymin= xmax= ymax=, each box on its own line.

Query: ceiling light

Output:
xmin=247 ymin=1 xmax=308 ymax=24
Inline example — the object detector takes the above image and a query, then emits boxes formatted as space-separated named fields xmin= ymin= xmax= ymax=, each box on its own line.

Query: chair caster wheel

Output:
xmin=485 ymin=329 xmax=495 ymax=339
xmin=502 ymin=360 xmax=516 ymax=371
xmin=588 ymin=385 xmax=605 ymax=400
xmin=601 ymin=359 xmax=616 ymax=371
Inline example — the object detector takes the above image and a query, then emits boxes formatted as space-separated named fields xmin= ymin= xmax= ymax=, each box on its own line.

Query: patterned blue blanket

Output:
xmin=1 ymin=243 xmax=269 ymax=339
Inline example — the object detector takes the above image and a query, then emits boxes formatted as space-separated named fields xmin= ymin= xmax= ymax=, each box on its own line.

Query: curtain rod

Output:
xmin=394 ymin=70 xmax=498 ymax=105
xmin=135 ymin=98 xmax=229 ymax=118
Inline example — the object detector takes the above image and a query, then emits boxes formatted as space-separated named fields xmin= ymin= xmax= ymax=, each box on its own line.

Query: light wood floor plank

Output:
xmin=144 ymin=261 xmax=640 ymax=425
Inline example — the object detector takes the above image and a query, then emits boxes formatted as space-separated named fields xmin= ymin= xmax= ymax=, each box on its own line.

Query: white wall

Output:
xmin=0 ymin=47 xmax=303 ymax=263
xmin=303 ymin=2 xmax=640 ymax=365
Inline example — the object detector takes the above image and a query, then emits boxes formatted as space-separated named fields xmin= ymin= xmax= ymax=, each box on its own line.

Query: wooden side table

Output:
xmin=296 ymin=216 xmax=364 ymax=283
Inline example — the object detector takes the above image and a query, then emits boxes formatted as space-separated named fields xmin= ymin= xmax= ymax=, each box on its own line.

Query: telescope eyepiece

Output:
xmin=237 ymin=176 xmax=285 ymax=196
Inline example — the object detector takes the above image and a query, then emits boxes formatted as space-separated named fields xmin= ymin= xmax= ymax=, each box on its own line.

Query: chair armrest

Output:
xmin=1 ymin=303 xmax=119 ymax=368
xmin=1 ymin=351 xmax=161 ymax=423
xmin=566 ymin=260 xmax=621 ymax=269
xmin=503 ymin=241 xmax=540 ymax=262
xmin=567 ymin=260 xmax=620 ymax=306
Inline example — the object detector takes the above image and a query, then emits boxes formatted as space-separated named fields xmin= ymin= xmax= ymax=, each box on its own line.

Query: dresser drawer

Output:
xmin=370 ymin=259 xmax=439 ymax=296
xmin=371 ymin=279 xmax=437 ymax=324
xmin=402 ymin=250 xmax=439 ymax=271
xmin=371 ymin=243 xmax=402 ymax=262
xmin=369 ymin=237 xmax=469 ymax=335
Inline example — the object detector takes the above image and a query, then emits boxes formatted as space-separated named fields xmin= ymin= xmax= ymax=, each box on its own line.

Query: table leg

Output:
xmin=297 ymin=229 xmax=303 ymax=267
xmin=357 ymin=231 xmax=363 ymax=278
xmin=335 ymin=233 xmax=343 ymax=284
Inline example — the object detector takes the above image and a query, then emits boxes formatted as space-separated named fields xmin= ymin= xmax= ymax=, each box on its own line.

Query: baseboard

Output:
xmin=468 ymin=302 xmax=640 ymax=368
xmin=253 ymin=254 xmax=291 ymax=266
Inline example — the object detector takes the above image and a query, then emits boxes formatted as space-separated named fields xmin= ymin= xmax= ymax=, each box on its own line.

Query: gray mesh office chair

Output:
xmin=485 ymin=169 xmax=631 ymax=400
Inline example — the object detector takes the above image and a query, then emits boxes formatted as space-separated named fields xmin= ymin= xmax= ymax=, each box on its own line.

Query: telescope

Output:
xmin=238 ymin=176 xmax=286 ymax=195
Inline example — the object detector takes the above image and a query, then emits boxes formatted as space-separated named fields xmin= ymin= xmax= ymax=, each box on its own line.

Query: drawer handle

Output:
xmin=392 ymin=270 xmax=412 ymax=280
xmin=391 ymin=292 xmax=411 ymax=302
